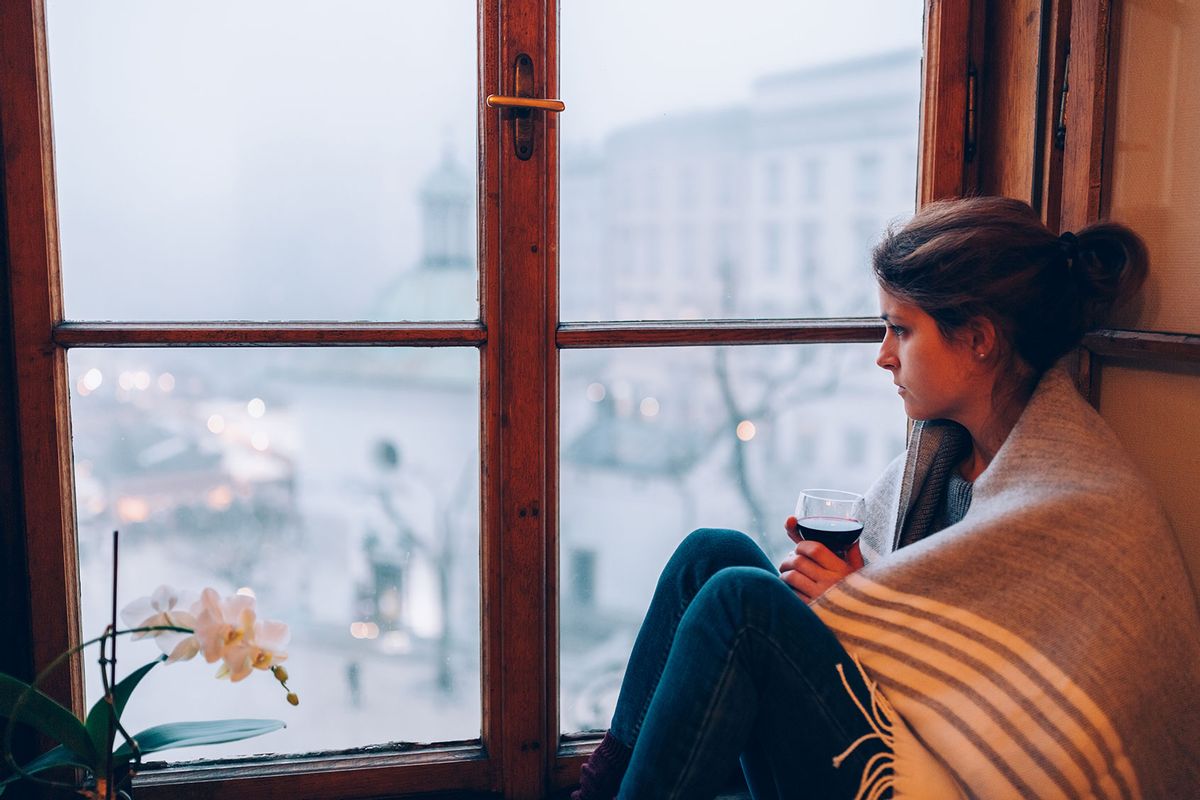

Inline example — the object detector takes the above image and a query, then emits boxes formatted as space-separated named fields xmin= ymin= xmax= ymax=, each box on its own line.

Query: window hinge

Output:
xmin=1055 ymin=46 xmax=1071 ymax=150
xmin=965 ymin=63 xmax=978 ymax=163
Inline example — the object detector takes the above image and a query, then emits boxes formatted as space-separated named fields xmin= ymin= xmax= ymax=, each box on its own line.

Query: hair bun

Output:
xmin=1072 ymin=222 xmax=1148 ymax=318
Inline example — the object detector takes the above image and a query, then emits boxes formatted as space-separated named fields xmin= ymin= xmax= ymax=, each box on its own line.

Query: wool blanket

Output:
xmin=811 ymin=367 xmax=1200 ymax=799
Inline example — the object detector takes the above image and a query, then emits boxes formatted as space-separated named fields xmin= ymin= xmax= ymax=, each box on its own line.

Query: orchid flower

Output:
xmin=119 ymin=585 xmax=201 ymax=663
xmin=193 ymin=588 xmax=290 ymax=682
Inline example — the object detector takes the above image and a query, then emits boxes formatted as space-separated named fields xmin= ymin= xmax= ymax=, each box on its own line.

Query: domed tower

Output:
xmin=419 ymin=147 xmax=473 ymax=271
xmin=373 ymin=146 xmax=477 ymax=324
xmin=367 ymin=147 xmax=477 ymax=385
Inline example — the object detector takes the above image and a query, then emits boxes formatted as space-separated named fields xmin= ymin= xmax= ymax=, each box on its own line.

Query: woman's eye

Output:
xmin=889 ymin=325 xmax=905 ymax=337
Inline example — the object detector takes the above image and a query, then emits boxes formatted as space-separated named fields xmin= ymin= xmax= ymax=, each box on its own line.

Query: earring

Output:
xmin=976 ymin=352 xmax=986 ymax=359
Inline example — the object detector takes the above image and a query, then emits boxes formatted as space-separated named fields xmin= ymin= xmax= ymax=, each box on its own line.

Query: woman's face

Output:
xmin=875 ymin=288 xmax=989 ymax=422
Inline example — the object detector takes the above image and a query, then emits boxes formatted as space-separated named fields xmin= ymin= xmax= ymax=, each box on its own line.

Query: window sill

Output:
xmin=131 ymin=740 xmax=490 ymax=800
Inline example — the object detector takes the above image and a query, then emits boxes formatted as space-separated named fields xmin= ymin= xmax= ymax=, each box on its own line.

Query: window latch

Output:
xmin=486 ymin=53 xmax=565 ymax=160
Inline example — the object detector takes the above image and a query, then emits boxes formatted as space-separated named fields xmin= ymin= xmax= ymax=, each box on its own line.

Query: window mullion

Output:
xmin=486 ymin=0 xmax=558 ymax=797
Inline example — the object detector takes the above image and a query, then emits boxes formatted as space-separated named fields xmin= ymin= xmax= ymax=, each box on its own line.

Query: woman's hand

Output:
xmin=780 ymin=516 xmax=864 ymax=601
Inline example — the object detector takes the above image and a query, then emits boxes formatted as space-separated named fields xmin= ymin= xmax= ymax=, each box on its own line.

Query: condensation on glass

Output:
xmin=45 ymin=1 xmax=478 ymax=322
xmin=69 ymin=348 xmax=481 ymax=757
xmin=559 ymin=1 xmax=925 ymax=321
xmin=558 ymin=344 xmax=907 ymax=732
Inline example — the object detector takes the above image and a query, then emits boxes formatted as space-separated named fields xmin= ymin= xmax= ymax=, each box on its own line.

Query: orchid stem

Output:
xmin=106 ymin=529 xmax=119 ymax=800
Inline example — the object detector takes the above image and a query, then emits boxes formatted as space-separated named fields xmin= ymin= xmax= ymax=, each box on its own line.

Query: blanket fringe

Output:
xmin=832 ymin=654 xmax=898 ymax=800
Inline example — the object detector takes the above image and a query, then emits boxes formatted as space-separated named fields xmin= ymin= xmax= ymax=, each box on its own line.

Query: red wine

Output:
xmin=797 ymin=516 xmax=863 ymax=558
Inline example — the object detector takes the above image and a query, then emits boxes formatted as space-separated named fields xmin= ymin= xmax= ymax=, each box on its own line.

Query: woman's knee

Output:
xmin=673 ymin=528 xmax=766 ymax=570
xmin=683 ymin=566 xmax=801 ymax=636
xmin=655 ymin=529 xmax=769 ymax=601
xmin=702 ymin=565 xmax=792 ymax=606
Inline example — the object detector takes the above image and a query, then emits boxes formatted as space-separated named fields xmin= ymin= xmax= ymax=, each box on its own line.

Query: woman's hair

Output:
xmin=872 ymin=196 xmax=1148 ymax=375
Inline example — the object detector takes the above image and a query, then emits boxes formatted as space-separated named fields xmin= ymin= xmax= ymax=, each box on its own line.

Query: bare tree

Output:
xmin=710 ymin=256 xmax=849 ymax=547
xmin=370 ymin=441 xmax=476 ymax=694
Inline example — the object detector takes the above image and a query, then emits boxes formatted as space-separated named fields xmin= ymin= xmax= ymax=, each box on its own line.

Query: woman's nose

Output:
xmin=876 ymin=341 xmax=895 ymax=370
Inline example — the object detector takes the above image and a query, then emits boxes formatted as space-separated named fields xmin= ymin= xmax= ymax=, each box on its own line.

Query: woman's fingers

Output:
xmin=779 ymin=551 xmax=835 ymax=582
xmin=847 ymin=541 xmax=865 ymax=570
xmin=780 ymin=540 xmax=862 ymax=601
xmin=784 ymin=515 xmax=802 ymax=544
xmin=791 ymin=540 xmax=847 ymax=571
xmin=780 ymin=568 xmax=819 ymax=602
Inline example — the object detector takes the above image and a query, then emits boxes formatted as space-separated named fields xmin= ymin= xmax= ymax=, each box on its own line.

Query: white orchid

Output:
xmin=3 ymin=561 xmax=297 ymax=798
xmin=118 ymin=584 xmax=201 ymax=663
xmin=120 ymin=585 xmax=293 ymax=686
xmin=193 ymin=588 xmax=290 ymax=682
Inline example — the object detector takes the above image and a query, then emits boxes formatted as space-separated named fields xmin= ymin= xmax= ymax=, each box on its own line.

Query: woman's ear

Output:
xmin=962 ymin=317 xmax=998 ymax=362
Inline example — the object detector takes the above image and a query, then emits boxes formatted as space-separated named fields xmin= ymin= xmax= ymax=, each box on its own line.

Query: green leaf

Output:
xmin=0 ymin=674 xmax=97 ymax=766
xmin=112 ymin=719 xmax=284 ymax=760
xmin=0 ymin=744 xmax=94 ymax=793
xmin=85 ymin=659 xmax=161 ymax=762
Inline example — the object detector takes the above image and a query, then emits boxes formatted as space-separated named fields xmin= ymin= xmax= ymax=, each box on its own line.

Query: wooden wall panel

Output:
xmin=1104 ymin=0 xmax=1200 ymax=334
xmin=1097 ymin=363 xmax=1200 ymax=598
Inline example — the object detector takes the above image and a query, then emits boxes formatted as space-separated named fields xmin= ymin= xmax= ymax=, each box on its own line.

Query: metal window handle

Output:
xmin=486 ymin=96 xmax=565 ymax=113
xmin=490 ymin=54 xmax=563 ymax=159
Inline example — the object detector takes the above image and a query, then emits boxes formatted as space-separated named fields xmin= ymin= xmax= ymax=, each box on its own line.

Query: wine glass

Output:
xmin=794 ymin=489 xmax=865 ymax=560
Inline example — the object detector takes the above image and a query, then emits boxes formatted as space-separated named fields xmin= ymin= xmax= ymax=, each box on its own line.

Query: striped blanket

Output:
xmin=811 ymin=367 xmax=1200 ymax=799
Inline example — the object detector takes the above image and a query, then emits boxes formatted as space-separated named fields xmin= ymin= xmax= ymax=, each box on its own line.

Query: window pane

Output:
xmin=559 ymin=344 xmax=905 ymax=732
xmin=47 ymin=1 xmax=477 ymax=322
xmin=69 ymin=348 xmax=480 ymax=757
xmin=561 ymin=2 xmax=924 ymax=321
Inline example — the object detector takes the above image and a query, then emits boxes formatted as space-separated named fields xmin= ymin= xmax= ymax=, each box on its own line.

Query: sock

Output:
xmin=571 ymin=730 xmax=633 ymax=800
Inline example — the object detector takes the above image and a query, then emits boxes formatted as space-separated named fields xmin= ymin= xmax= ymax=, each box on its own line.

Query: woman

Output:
xmin=572 ymin=197 xmax=1200 ymax=799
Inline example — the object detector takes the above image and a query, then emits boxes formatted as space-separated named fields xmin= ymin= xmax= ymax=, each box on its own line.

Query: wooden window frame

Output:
xmin=0 ymin=1 xmax=974 ymax=797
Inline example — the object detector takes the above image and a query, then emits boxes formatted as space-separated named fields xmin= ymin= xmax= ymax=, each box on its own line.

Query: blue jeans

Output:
xmin=610 ymin=529 xmax=891 ymax=800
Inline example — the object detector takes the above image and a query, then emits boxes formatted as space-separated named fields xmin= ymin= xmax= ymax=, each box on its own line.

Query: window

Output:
xmin=677 ymin=223 xmax=697 ymax=280
xmin=855 ymin=152 xmax=883 ymax=202
xmin=763 ymin=158 xmax=784 ymax=205
xmin=803 ymin=157 xmax=824 ymax=203
xmin=798 ymin=219 xmax=821 ymax=283
xmin=763 ymin=222 xmax=782 ymax=275
xmin=644 ymin=226 xmax=662 ymax=277
xmin=2 ymin=1 xmax=975 ymax=796
xmin=54 ymin=0 xmax=482 ymax=758
xmin=567 ymin=548 xmax=597 ymax=609
xmin=558 ymin=0 xmax=926 ymax=759
xmin=677 ymin=166 xmax=696 ymax=210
